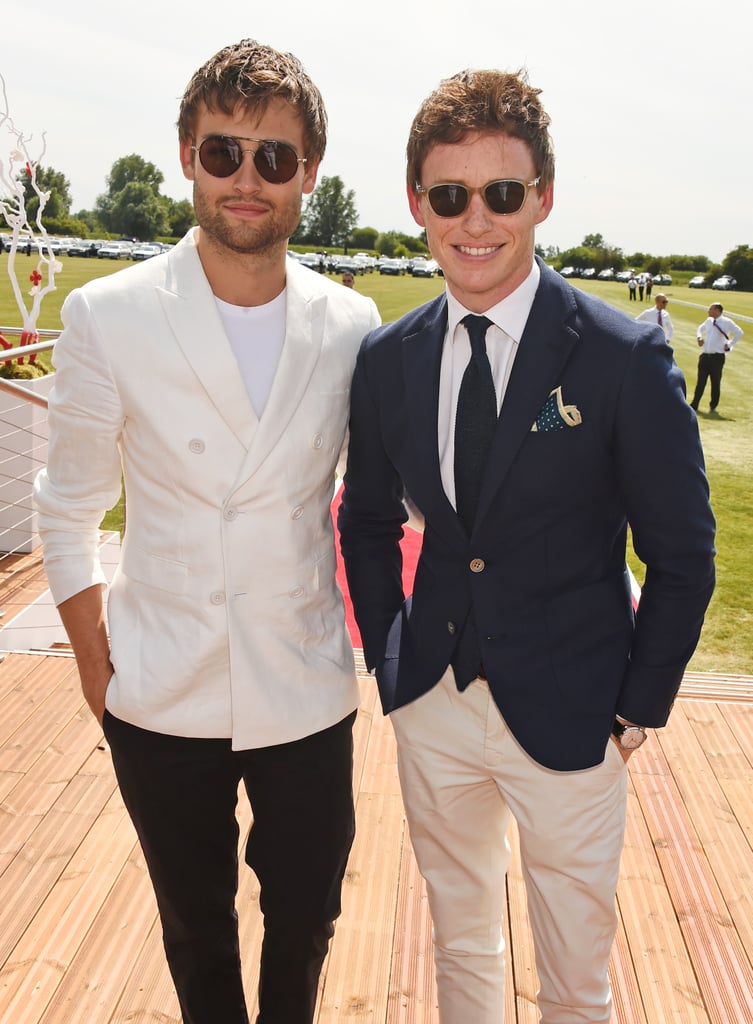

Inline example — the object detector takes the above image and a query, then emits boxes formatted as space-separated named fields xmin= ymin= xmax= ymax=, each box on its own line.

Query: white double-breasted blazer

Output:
xmin=34 ymin=230 xmax=381 ymax=748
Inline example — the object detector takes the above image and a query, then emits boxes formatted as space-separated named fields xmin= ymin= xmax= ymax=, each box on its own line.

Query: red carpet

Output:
xmin=332 ymin=487 xmax=422 ymax=647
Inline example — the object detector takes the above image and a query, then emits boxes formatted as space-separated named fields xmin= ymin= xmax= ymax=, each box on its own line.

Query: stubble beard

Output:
xmin=193 ymin=183 xmax=302 ymax=259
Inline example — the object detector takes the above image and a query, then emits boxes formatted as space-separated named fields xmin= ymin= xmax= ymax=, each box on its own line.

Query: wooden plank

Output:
xmin=506 ymin=818 xmax=542 ymax=1024
xmin=609 ymin=913 xmax=647 ymax=1024
xmin=655 ymin=704 xmax=753 ymax=987
xmin=615 ymin=772 xmax=706 ymax=1022
xmin=0 ymin=656 xmax=80 ymax=756
xmin=0 ymin=790 xmax=136 ymax=1023
xmin=679 ymin=673 xmax=753 ymax=704
xmin=317 ymin=697 xmax=406 ymax=1022
xmin=317 ymin=789 xmax=405 ymax=1022
xmin=385 ymin=832 xmax=437 ymax=1024
xmin=0 ymin=748 xmax=117 ymax=972
xmin=33 ymin=845 xmax=170 ymax=1024
xmin=3 ymin=642 xmax=753 ymax=1023
xmin=631 ymin=726 xmax=753 ymax=1023
xmin=0 ymin=651 xmax=59 ymax=703
xmin=0 ymin=701 xmax=104 ymax=878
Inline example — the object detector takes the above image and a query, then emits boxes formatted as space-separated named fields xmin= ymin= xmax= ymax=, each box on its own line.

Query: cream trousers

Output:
xmin=390 ymin=669 xmax=628 ymax=1024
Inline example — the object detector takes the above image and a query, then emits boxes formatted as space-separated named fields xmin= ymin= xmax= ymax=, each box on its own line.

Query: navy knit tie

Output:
xmin=452 ymin=315 xmax=496 ymax=689
xmin=454 ymin=315 xmax=497 ymax=534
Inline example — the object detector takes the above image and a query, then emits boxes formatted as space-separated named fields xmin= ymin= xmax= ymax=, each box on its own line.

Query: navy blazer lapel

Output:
xmin=475 ymin=265 xmax=581 ymax=524
xmin=402 ymin=296 xmax=466 ymax=543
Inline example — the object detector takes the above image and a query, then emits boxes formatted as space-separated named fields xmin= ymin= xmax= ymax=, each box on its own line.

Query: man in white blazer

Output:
xmin=34 ymin=39 xmax=380 ymax=1024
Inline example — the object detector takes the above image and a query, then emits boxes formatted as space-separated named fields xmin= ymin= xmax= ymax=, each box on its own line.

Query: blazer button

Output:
xmin=447 ymin=621 xmax=457 ymax=635
xmin=291 ymin=505 xmax=304 ymax=520
xmin=223 ymin=507 xmax=238 ymax=521
xmin=189 ymin=438 xmax=205 ymax=454
xmin=289 ymin=585 xmax=305 ymax=599
xmin=470 ymin=558 xmax=485 ymax=573
xmin=210 ymin=591 xmax=226 ymax=605
xmin=312 ymin=433 xmax=324 ymax=449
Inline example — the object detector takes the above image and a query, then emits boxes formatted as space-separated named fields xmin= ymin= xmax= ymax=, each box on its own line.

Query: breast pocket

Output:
xmin=510 ymin=423 xmax=608 ymax=508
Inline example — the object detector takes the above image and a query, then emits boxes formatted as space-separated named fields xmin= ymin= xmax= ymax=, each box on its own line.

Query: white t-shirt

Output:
xmin=215 ymin=289 xmax=286 ymax=418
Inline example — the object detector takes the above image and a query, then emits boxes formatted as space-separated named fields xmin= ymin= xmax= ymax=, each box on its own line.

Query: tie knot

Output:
xmin=462 ymin=315 xmax=493 ymax=356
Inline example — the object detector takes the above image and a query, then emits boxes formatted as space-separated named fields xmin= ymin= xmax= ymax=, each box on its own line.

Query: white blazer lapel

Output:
xmin=236 ymin=264 xmax=325 ymax=482
xmin=156 ymin=233 xmax=257 ymax=449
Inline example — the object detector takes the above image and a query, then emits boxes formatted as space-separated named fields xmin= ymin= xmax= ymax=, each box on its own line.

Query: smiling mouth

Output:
xmin=456 ymin=244 xmax=500 ymax=256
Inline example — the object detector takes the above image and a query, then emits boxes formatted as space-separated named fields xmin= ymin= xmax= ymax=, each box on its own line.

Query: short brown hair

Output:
xmin=177 ymin=38 xmax=327 ymax=162
xmin=406 ymin=68 xmax=554 ymax=194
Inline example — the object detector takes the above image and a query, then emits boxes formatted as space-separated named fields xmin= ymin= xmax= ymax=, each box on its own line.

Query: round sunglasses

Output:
xmin=192 ymin=134 xmax=307 ymax=184
xmin=415 ymin=177 xmax=540 ymax=218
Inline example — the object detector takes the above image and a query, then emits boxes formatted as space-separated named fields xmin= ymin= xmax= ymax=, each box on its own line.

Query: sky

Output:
xmin=1 ymin=0 xmax=750 ymax=264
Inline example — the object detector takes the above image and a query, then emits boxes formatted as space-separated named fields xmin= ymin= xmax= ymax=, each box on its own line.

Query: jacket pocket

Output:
xmin=120 ymin=543 xmax=188 ymax=595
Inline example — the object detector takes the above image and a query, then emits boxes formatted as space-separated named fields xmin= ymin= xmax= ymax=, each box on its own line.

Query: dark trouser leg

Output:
xmin=243 ymin=711 xmax=356 ymax=1024
xmin=691 ymin=353 xmax=711 ymax=409
xmin=708 ymin=352 xmax=725 ymax=409
xmin=103 ymin=711 xmax=249 ymax=1024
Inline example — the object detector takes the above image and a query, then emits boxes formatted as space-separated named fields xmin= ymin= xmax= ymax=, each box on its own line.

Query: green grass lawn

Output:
xmin=549 ymin=278 xmax=753 ymax=675
xmin=2 ymin=255 xmax=749 ymax=674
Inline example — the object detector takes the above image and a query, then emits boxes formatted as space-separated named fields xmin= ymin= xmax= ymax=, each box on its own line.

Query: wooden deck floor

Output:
xmin=2 ymin=562 xmax=753 ymax=1022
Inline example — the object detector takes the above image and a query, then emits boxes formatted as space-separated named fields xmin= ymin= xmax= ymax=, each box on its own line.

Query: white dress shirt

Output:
xmin=438 ymin=262 xmax=540 ymax=508
xmin=636 ymin=305 xmax=674 ymax=342
xmin=697 ymin=314 xmax=743 ymax=353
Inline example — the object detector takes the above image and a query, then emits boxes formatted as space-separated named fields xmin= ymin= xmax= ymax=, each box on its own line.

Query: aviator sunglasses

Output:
xmin=415 ymin=177 xmax=540 ymax=217
xmin=192 ymin=134 xmax=307 ymax=184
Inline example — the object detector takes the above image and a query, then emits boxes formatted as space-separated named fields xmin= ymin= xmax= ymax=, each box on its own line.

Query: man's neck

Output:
xmin=195 ymin=228 xmax=288 ymax=307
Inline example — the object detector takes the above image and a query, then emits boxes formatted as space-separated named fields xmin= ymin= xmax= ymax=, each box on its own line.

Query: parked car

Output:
xmin=130 ymin=243 xmax=163 ymax=261
xmin=559 ymin=266 xmax=577 ymax=278
xmin=688 ymin=275 xmax=707 ymax=289
xmin=615 ymin=271 xmax=633 ymax=282
xmin=652 ymin=273 xmax=673 ymax=285
xmin=68 ymin=239 xmax=103 ymax=258
xmin=597 ymin=268 xmax=614 ymax=280
xmin=379 ymin=258 xmax=405 ymax=276
xmin=410 ymin=257 xmax=439 ymax=277
xmin=352 ymin=253 xmax=376 ymax=272
xmin=712 ymin=275 xmax=737 ymax=290
xmin=332 ymin=256 xmax=363 ymax=275
xmin=297 ymin=252 xmax=325 ymax=272
xmin=98 ymin=242 xmax=132 ymax=259
xmin=581 ymin=267 xmax=596 ymax=278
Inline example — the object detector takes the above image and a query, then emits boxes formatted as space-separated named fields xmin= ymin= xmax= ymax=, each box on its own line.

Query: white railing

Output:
xmin=0 ymin=332 xmax=122 ymax=652
xmin=0 ymin=333 xmax=56 ymax=558
xmin=1 ymin=334 xmax=57 ymax=642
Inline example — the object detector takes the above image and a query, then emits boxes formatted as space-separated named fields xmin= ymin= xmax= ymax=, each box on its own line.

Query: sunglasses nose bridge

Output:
xmin=463 ymin=187 xmax=495 ymax=226
xmin=230 ymin=146 xmax=267 ymax=189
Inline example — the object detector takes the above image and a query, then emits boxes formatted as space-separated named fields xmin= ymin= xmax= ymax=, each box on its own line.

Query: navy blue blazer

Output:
xmin=338 ymin=260 xmax=716 ymax=770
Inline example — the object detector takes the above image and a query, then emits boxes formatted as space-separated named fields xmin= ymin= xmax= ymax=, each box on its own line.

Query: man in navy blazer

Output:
xmin=339 ymin=68 xmax=715 ymax=1023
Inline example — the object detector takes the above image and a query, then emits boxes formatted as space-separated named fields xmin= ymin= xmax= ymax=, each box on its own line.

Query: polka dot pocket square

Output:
xmin=531 ymin=386 xmax=582 ymax=432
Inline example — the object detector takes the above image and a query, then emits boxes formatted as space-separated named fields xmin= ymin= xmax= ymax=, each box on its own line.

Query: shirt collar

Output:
xmin=446 ymin=260 xmax=540 ymax=344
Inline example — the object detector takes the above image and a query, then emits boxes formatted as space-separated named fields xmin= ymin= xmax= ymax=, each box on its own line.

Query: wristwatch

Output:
xmin=612 ymin=716 xmax=647 ymax=750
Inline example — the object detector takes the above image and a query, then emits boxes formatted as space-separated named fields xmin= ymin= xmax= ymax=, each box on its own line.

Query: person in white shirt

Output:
xmin=636 ymin=292 xmax=674 ymax=343
xmin=33 ymin=38 xmax=380 ymax=1024
xmin=690 ymin=302 xmax=744 ymax=412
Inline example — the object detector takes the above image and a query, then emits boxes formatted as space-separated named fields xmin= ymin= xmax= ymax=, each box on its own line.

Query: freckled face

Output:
xmin=408 ymin=132 xmax=553 ymax=311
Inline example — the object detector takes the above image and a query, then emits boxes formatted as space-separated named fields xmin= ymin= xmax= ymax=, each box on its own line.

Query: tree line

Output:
xmin=8 ymin=158 xmax=429 ymax=255
xmin=16 ymin=158 xmax=195 ymax=241
xmin=6 ymin=163 xmax=752 ymax=285
xmin=539 ymin=233 xmax=753 ymax=291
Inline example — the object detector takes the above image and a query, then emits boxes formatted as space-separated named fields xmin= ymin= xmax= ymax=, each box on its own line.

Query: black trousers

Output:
xmin=103 ymin=709 xmax=357 ymax=1024
xmin=691 ymin=351 xmax=725 ymax=410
